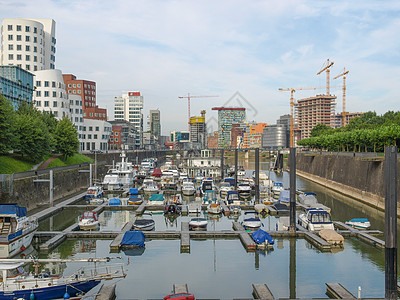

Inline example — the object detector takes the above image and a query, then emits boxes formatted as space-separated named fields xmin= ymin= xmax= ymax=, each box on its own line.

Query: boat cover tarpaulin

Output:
xmin=224 ymin=178 xmax=235 ymax=186
xmin=252 ymin=229 xmax=274 ymax=245
xmin=0 ymin=205 xmax=27 ymax=217
xmin=149 ymin=194 xmax=164 ymax=201
xmin=128 ymin=188 xmax=139 ymax=195
xmin=109 ymin=198 xmax=122 ymax=205
xmin=319 ymin=229 xmax=344 ymax=245
xmin=278 ymin=190 xmax=290 ymax=203
xmin=121 ymin=231 xmax=145 ymax=247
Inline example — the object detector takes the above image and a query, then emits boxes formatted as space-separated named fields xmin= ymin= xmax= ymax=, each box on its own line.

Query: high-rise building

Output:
xmin=62 ymin=74 xmax=107 ymax=121
xmin=295 ymin=95 xmax=336 ymax=140
xmin=113 ymin=92 xmax=143 ymax=149
xmin=212 ymin=107 xmax=246 ymax=148
xmin=334 ymin=112 xmax=364 ymax=128
xmin=261 ymin=125 xmax=287 ymax=149
xmin=148 ymin=109 xmax=161 ymax=139
xmin=1 ymin=18 xmax=56 ymax=71
xmin=189 ymin=110 xmax=206 ymax=148
xmin=0 ymin=65 xmax=34 ymax=109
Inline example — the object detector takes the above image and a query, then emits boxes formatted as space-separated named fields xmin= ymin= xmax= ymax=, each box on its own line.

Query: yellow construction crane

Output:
xmin=333 ymin=68 xmax=350 ymax=127
xmin=317 ymin=59 xmax=334 ymax=95
xmin=279 ymin=86 xmax=325 ymax=147
xmin=178 ymin=93 xmax=219 ymax=129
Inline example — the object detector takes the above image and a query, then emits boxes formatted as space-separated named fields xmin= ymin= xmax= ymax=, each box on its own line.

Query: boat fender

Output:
xmin=30 ymin=292 xmax=35 ymax=300
xmin=64 ymin=292 xmax=70 ymax=299
xmin=20 ymin=245 xmax=26 ymax=251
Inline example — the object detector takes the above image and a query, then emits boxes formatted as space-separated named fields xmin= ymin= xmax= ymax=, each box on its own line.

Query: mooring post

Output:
xmin=234 ymin=148 xmax=238 ymax=190
xmin=220 ymin=149 xmax=224 ymax=180
xmin=289 ymin=147 xmax=296 ymax=234
xmin=89 ymin=164 xmax=93 ymax=187
xmin=49 ymin=169 xmax=53 ymax=206
xmin=385 ymin=146 xmax=397 ymax=299
xmin=255 ymin=148 xmax=260 ymax=204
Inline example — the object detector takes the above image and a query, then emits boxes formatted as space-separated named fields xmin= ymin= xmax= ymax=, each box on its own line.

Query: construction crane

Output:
xmin=316 ymin=59 xmax=334 ymax=95
xmin=333 ymin=67 xmax=350 ymax=127
xmin=178 ymin=93 xmax=219 ymax=129
xmin=279 ymin=86 xmax=331 ymax=147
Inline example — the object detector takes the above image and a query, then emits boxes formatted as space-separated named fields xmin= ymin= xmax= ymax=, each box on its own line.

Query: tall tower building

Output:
xmin=1 ymin=18 xmax=56 ymax=71
xmin=190 ymin=110 xmax=206 ymax=148
xmin=114 ymin=92 xmax=144 ymax=149
xmin=212 ymin=107 xmax=246 ymax=149
xmin=148 ymin=109 xmax=161 ymax=139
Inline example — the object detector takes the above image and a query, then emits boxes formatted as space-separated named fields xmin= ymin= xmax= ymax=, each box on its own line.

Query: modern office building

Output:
xmin=261 ymin=124 xmax=287 ymax=149
xmin=114 ymin=91 xmax=143 ymax=149
xmin=1 ymin=18 xmax=56 ymax=71
xmin=147 ymin=109 xmax=161 ymax=138
xmin=212 ymin=107 xmax=246 ymax=148
xmin=295 ymin=95 xmax=336 ymax=140
xmin=34 ymin=69 xmax=69 ymax=119
xmin=189 ymin=110 xmax=206 ymax=148
xmin=0 ymin=65 xmax=34 ymax=109
xmin=81 ymin=118 xmax=112 ymax=152
xmin=68 ymin=94 xmax=85 ymax=151
xmin=62 ymin=74 xmax=107 ymax=121
xmin=108 ymin=120 xmax=137 ymax=150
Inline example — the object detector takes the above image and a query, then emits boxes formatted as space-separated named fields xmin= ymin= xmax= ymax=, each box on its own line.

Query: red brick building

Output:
xmin=109 ymin=125 xmax=122 ymax=150
xmin=62 ymin=74 xmax=107 ymax=121
xmin=207 ymin=131 xmax=218 ymax=149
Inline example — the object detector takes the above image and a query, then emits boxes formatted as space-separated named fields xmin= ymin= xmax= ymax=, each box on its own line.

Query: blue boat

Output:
xmin=121 ymin=230 xmax=146 ymax=248
xmin=252 ymin=229 xmax=274 ymax=248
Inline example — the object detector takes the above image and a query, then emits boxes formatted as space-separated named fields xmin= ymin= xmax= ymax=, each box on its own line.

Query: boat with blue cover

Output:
xmin=345 ymin=218 xmax=371 ymax=229
xmin=0 ymin=204 xmax=38 ymax=258
xmin=121 ymin=230 xmax=146 ymax=248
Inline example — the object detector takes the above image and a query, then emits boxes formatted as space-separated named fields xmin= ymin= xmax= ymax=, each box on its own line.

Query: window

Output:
xmin=73 ymin=90 xmax=76 ymax=94
xmin=36 ymin=100 xmax=41 ymax=106
xmin=68 ymin=90 xmax=72 ymax=94
xmin=90 ymin=113 xmax=93 ymax=117
xmin=89 ymin=126 xmax=93 ymax=131
xmin=77 ymin=90 xmax=81 ymax=94
xmin=75 ymin=117 xmax=79 ymax=122
xmin=73 ymin=84 xmax=76 ymax=88
xmin=26 ymin=65 xmax=30 ymax=70
xmin=75 ymin=109 xmax=79 ymax=114
xmin=68 ymin=84 xmax=71 ymax=88
xmin=33 ymin=36 xmax=37 ymax=43
xmin=88 ymin=134 xmax=92 ymax=139
xmin=95 ymin=126 xmax=99 ymax=131
xmin=75 ymin=100 xmax=80 ymax=105
xmin=36 ymin=91 xmax=41 ymax=97
xmin=54 ymin=111 xmax=58 ymax=117
xmin=34 ymin=66 xmax=37 ymax=71
xmin=44 ymin=101 xmax=49 ymax=107
xmin=36 ymin=81 xmax=41 ymax=87
xmin=44 ymin=81 xmax=49 ymax=87
xmin=25 ymin=55 xmax=30 ymax=61
xmin=52 ymin=91 xmax=56 ymax=97
xmin=25 ymin=45 xmax=30 ymax=51
xmin=115 ymin=138 xmax=118 ymax=142
xmin=34 ymin=27 xmax=37 ymax=33
xmin=16 ymin=25 xmax=21 ymax=31
xmin=8 ymin=35 xmax=13 ymax=41
xmin=115 ymin=132 xmax=119 ymax=136
xmin=25 ymin=26 xmax=30 ymax=32
xmin=25 ymin=36 xmax=30 ymax=42
xmin=8 ymin=44 xmax=13 ymax=50
xmin=16 ymin=45 xmax=21 ymax=50
xmin=94 ymin=134 xmax=98 ymax=139
xmin=8 ymin=54 xmax=13 ymax=60
xmin=95 ymin=113 xmax=98 ymax=117
xmin=17 ymin=54 xmax=22 ymax=60
xmin=44 ymin=91 xmax=49 ymax=97
xmin=53 ymin=101 xmax=57 ymax=107
xmin=8 ymin=25 xmax=12 ymax=31
xmin=52 ymin=82 xmax=56 ymax=87
xmin=33 ymin=56 xmax=37 ymax=62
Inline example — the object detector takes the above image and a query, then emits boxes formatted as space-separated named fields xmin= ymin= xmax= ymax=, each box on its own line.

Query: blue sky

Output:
xmin=1 ymin=0 xmax=399 ymax=134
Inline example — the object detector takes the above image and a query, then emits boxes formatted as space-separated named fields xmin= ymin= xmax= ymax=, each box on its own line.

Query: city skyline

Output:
xmin=1 ymin=0 xmax=399 ymax=134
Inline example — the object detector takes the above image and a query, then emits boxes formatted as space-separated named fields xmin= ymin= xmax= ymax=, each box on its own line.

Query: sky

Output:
xmin=1 ymin=0 xmax=400 ymax=135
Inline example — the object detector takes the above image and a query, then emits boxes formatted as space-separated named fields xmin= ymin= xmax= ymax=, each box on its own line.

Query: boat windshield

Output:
xmin=309 ymin=212 xmax=331 ymax=223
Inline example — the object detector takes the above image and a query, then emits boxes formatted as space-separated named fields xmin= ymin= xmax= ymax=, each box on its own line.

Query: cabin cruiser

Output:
xmin=219 ymin=182 xmax=234 ymax=198
xmin=142 ymin=179 xmax=160 ymax=195
xmin=0 ymin=205 xmax=38 ymax=258
xmin=182 ymin=181 xmax=196 ymax=196
xmin=103 ymin=151 xmax=135 ymax=190
xmin=225 ymin=191 xmax=242 ymax=206
xmin=84 ymin=185 xmax=104 ymax=201
xmin=160 ymin=174 xmax=178 ymax=191
xmin=298 ymin=208 xmax=334 ymax=231
xmin=200 ymin=178 xmax=218 ymax=196
xmin=345 ymin=218 xmax=371 ymax=229
xmin=78 ymin=211 xmax=99 ymax=231
xmin=272 ymin=182 xmax=284 ymax=196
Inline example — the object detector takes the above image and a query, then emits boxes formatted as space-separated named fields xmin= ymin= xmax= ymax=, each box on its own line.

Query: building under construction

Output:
xmin=189 ymin=110 xmax=207 ymax=148
xmin=295 ymin=94 xmax=336 ymax=140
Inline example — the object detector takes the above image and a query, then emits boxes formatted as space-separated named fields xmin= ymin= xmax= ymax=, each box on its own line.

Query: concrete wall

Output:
xmin=296 ymin=152 xmax=399 ymax=212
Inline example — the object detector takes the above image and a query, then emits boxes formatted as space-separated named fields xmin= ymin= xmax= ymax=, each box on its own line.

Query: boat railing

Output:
xmin=65 ymin=263 xmax=127 ymax=283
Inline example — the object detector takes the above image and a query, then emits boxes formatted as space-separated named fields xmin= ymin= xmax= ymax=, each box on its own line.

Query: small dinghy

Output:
xmin=133 ymin=212 xmax=155 ymax=231
xmin=252 ymin=229 xmax=274 ymax=249
xmin=189 ymin=217 xmax=208 ymax=231
xmin=345 ymin=218 xmax=371 ymax=229
xmin=319 ymin=229 xmax=344 ymax=246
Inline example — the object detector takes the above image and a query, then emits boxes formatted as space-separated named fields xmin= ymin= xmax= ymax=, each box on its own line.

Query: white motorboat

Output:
xmin=237 ymin=168 xmax=246 ymax=180
xmin=345 ymin=218 xmax=371 ymax=229
xmin=102 ymin=171 xmax=123 ymax=191
xmin=189 ymin=217 xmax=208 ymax=231
xmin=188 ymin=202 xmax=202 ymax=214
xmin=103 ymin=151 xmax=136 ymax=190
xmin=0 ymin=205 xmax=38 ymax=258
xmin=133 ymin=212 xmax=155 ymax=231
xmin=254 ymin=203 xmax=269 ymax=214
xmin=237 ymin=183 xmax=252 ymax=198
xmin=142 ymin=180 xmax=160 ymax=195
xmin=78 ymin=211 xmax=100 ymax=231
xmin=219 ymin=182 xmax=233 ymax=198
xmin=84 ymin=185 xmax=104 ymax=201
xmin=0 ymin=258 xmax=126 ymax=299
xmin=242 ymin=211 xmax=262 ymax=231
xmin=182 ymin=181 xmax=196 ymax=196
xmin=207 ymin=202 xmax=222 ymax=214
xmin=226 ymin=191 xmax=242 ymax=206
xmin=272 ymin=182 xmax=284 ymax=196
xmin=298 ymin=208 xmax=334 ymax=231
xmin=200 ymin=178 xmax=217 ymax=195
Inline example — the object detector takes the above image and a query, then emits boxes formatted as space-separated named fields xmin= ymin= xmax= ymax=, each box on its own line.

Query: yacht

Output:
xmin=298 ymin=208 xmax=334 ymax=231
xmin=103 ymin=151 xmax=135 ymax=190
xmin=237 ymin=182 xmax=252 ymax=198
xmin=182 ymin=181 xmax=196 ymax=196
xmin=219 ymin=182 xmax=233 ymax=198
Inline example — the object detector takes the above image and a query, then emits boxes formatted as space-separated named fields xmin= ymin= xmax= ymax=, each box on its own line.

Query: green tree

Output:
xmin=310 ymin=123 xmax=334 ymax=137
xmin=54 ymin=117 xmax=79 ymax=159
xmin=0 ymin=95 xmax=16 ymax=154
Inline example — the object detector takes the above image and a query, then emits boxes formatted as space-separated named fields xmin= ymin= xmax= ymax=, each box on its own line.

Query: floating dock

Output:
xmin=109 ymin=222 xmax=133 ymax=252
xmin=252 ymin=283 xmax=275 ymax=299
xmin=326 ymin=282 xmax=356 ymax=299
xmin=232 ymin=222 xmax=256 ymax=251
xmin=181 ymin=222 xmax=190 ymax=252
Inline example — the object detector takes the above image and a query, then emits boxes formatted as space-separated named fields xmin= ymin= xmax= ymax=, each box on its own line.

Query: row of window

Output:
xmin=82 ymin=112 xmax=106 ymax=118
xmin=67 ymin=83 xmax=95 ymax=89
xmin=70 ymin=108 xmax=83 ymax=114
xmin=7 ymin=35 xmax=42 ymax=44
xmin=8 ymin=54 xmax=40 ymax=62
xmin=67 ymin=89 xmax=95 ymax=95
xmin=35 ymin=100 xmax=66 ymax=108
xmin=109 ymin=138 xmax=119 ymax=142
xmin=36 ymin=91 xmax=64 ymax=98
xmin=7 ymin=24 xmax=42 ymax=34
xmin=36 ymin=81 xmax=65 ymax=89
xmin=69 ymin=100 xmax=83 ymax=106
xmin=8 ymin=44 xmax=41 ymax=53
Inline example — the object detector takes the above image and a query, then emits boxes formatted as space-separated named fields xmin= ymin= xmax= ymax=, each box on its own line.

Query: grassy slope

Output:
xmin=47 ymin=153 xmax=93 ymax=168
xmin=0 ymin=155 xmax=35 ymax=174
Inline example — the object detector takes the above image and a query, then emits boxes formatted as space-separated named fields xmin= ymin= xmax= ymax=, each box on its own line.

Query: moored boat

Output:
xmin=189 ymin=217 xmax=208 ymax=231
xmin=84 ymin=185 xmax=104 ymax=201
xmin=271 ymin=182 xmax=284 ymax=196
xmin=182 ymin=181 xmax=196 ymax=196
xmin=133 ymin=212 xmax=155 ymax=231
xmin=207 ymin=202 xmax=222 ymax=214
xmin=252 ymin=229 xmax=274 ymax=249
xmin=148 ymin=194 xmax=165 ymax=206
xmin=242 ymin=211 xmax=262 ymax=231
xmin=345 ymin=218 xmax=371 ymax=229
xmin=298 ymin=208 xmax=334 ymax=231
xmin=78 ymin=211 xmax=100 ymax=231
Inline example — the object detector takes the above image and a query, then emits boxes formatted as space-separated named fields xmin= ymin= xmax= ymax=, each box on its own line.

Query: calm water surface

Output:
xmin=35 ymin=160 xmax=391 ymax=299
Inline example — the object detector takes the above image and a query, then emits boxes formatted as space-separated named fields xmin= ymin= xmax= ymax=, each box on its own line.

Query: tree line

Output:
xmin=297 ymin=111 xmax=400 ymax=152
xmin=0 ymin=95 xmax=79 ymax=162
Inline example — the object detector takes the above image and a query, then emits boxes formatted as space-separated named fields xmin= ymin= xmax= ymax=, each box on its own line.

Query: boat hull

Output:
xmin=0 ymin=279 xmax=101 ymax=300
xmin=182 ymin=189 xmax=196 ymax=196
xmin=0 ymin=226 xmax=37 ymax=258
